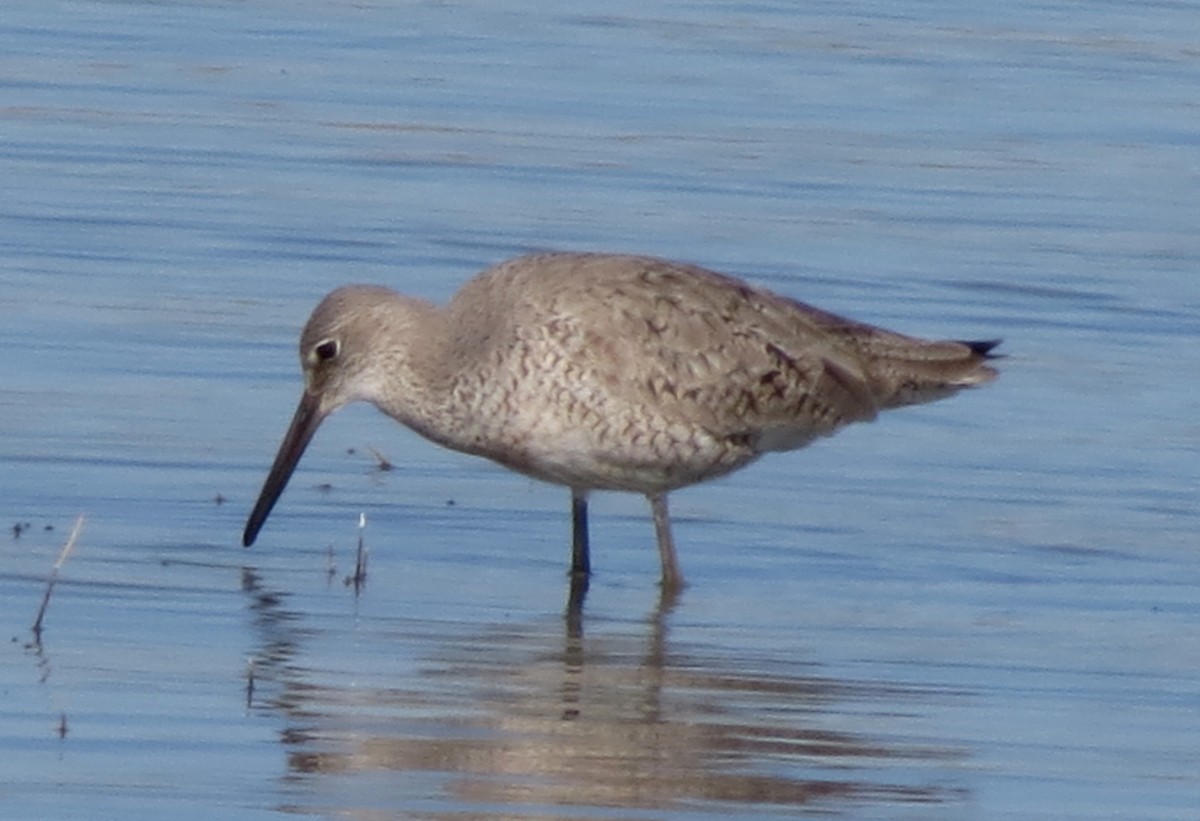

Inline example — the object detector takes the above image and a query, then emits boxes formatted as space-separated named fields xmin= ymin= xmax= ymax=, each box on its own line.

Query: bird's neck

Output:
xmin=367 ymin=299 xmax=480 ymax=452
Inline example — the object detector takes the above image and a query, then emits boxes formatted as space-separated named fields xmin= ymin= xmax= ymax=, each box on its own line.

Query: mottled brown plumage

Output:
xmin=244 ymin=252 xmax=999 ymax=590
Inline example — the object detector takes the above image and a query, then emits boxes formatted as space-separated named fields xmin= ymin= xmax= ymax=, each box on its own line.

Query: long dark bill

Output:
xmin=242 ymin=391 xmax=326 ymax=547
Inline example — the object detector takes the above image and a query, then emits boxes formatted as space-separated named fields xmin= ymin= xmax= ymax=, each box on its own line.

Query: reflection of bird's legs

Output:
xmin=561 ymin=569 xmax=589 ymax=720
xmin=565 ymin=570 xmax=588 ymax=642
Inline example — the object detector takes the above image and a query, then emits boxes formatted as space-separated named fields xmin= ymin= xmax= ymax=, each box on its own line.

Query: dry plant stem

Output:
xmin=32 ymin=514 xmax=85 ymax=639
xmin=351 ymin=513 xmax=368 ymax=594
xmin=366 ymin=445 xmax=393 ymax=471
xmin=245 ymin=659 xmax=256 ymax=710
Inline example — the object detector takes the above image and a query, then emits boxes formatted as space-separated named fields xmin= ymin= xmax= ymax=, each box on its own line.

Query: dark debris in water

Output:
xmin=12 ymin=522 xmax=56 ymax=539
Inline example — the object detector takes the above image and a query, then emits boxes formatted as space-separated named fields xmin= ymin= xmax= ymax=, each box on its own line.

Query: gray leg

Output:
xmin=570 ymin=488 xmax=590 ymax=578
xmin=648 ymin=492 xmax=684 ymax=591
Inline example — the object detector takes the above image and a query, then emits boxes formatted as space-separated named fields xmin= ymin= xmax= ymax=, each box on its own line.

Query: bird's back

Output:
xmin=439 ymin=253 xmax=996 ymax=489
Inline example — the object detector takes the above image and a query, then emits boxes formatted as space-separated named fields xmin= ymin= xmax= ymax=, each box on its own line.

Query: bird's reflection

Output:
xmin=243 ymin=567 xmax=966 ymax=816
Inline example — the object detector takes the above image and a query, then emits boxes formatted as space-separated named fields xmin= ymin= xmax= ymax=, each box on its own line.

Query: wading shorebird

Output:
xmin=243 ymin=252 xmax=999 ymax=590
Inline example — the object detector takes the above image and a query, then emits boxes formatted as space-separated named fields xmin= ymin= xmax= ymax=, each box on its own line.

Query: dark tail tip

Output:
xmin=961 ymin=339 xmax=1003 ymax=358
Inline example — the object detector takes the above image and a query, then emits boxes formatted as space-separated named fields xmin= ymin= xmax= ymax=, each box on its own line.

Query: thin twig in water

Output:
xmin=245 ymin=658 xmax=256 ymax=710
xmin=325 ymin=544 xmax=337 ymax=585
xmin=346 ymin=513 xmax=368 ymax=594
xmin=366 ymin=445 xmax=393 ymax=471
xmin=32 ymin=514 xmax=85 ymax=641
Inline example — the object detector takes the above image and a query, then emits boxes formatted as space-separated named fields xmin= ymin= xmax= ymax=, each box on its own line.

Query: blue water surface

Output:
xmin=2 ymin=2 xmax=1197 ymax=820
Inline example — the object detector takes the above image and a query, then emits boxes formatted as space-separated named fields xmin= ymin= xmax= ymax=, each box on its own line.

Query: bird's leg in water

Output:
xmin=570 ymin=488 xmax=590 ymax=579
xmin=649 ymin=492 xmax=684 ymax=591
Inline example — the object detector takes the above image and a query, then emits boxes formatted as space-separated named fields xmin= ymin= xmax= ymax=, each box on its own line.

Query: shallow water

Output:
xmin=3 ymin=1 xmax=1198 ymax=819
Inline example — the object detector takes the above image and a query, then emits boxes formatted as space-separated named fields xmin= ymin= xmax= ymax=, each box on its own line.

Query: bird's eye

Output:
xmin=314 ymin=339 xmax=339 ymax=362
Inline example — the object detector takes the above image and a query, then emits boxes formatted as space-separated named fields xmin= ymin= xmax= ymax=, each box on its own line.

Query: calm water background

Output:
xmin=3 ymin=1 xmax=1198 ymax=819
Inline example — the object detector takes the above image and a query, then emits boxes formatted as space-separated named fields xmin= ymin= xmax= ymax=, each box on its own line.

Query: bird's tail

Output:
xmin=869 ymin=338 xmax=1001 ymax=409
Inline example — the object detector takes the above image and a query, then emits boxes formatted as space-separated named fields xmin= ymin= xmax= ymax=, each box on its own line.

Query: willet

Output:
xmin=243 ymin=252 xmax=999 ymax=590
